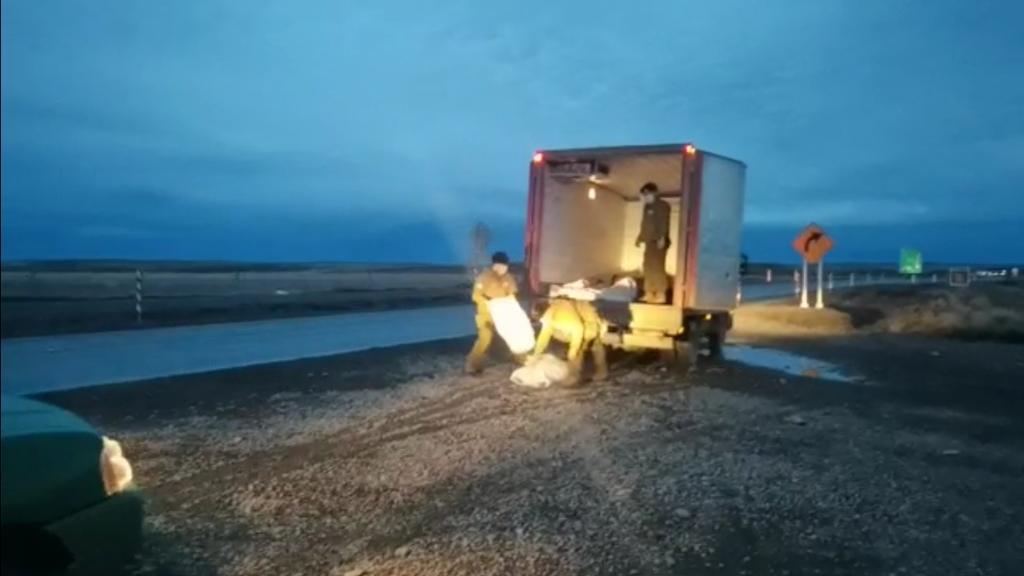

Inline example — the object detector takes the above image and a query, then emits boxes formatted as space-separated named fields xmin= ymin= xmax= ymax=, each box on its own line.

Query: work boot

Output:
xmin=562 ymin=366 xmax=584 ymax=388
xmin=561 ymin=375 xmax=584 ymax=388
xmin=464 ymin=360 xmax=483 ymax=377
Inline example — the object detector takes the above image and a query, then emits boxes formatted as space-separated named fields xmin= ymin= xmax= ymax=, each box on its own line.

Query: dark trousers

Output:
xmin=643 ymin=244 xmax=669 ymax=303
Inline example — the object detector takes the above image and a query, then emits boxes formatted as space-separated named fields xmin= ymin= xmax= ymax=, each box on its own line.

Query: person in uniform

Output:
xmin=635 ymin=182 xmax=671 ymax=303
xmin=465 ymin=251 xmax=519 ymax=374
xmin=529 ymin=298 xmax=608 ymax=386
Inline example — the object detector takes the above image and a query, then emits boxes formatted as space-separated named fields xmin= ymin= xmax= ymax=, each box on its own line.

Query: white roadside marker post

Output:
xmin=800 ymin=258 xmax=810 ymax=309
xmin=815 ymin=259 xmax=825 ymax=309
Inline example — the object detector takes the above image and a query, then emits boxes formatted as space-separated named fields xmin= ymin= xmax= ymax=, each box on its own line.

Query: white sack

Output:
xmin=486 ymin=296 xmax=536 ymax=354
xmin=550 ymin=278 xmax=600 ymax=301
xmin=598 ymin=276 xmax=638 ymax=303
xmin=510 ymin=354 xmax=570 ymax=388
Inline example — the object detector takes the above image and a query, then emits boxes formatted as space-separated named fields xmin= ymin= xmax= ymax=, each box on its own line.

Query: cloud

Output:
xmin=2 ymin=0 xmax=1022 ymax=261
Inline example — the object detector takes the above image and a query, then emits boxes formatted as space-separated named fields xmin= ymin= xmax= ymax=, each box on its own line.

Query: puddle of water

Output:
xmin=724 ymin=345 xmax=858 ymax=382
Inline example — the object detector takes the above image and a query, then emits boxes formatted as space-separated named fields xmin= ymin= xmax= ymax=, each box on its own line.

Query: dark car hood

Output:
xmin=1 ymin=395 xmax=107 ymax=526
xmin=2 ymin=396 xmax=97 ymax=439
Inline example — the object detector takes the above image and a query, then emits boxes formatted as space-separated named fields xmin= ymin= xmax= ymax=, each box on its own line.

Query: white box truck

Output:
xmin=524 ymin=143 xmax=746 ymax=360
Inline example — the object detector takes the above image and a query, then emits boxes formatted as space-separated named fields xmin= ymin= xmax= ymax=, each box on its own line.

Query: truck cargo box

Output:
xmin=524 ymin=143 xmax=746 ymax=349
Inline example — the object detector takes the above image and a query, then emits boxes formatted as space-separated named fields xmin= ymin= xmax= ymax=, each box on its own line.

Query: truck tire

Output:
xmin=687 ymin=321 xmax=702 ymax=366
xmin=707 ymin=329 xmax=724 ymax=359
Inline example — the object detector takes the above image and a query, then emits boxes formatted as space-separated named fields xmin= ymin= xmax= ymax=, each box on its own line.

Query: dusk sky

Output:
xmin=2 ymin=1 xmax=1022 ymax=264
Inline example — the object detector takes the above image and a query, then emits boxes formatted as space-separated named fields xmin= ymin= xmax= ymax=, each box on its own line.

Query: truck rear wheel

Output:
xmin=707 ymin=329 xmax=724 ymax=359
xmin=668 ymin=320 xmax=701 ymax=371
xmin=687 ymin=321 xmax=702 ymax=365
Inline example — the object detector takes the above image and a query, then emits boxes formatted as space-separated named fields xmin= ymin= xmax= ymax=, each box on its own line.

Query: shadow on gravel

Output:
xmin=709 ymin=335 xmax=1024 ymax=456
xmin=303 ymin=423 xmax=888 ymax=575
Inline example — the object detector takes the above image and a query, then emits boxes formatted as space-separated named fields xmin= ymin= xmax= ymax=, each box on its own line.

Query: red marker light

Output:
xmin=684 ymin=144 xmax=697 ymax=156
xmin=532 ymin=152 xmax=544 ymax=164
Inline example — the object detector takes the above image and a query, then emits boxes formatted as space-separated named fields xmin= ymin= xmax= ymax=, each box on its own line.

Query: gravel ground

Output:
xmin=42 ymin=317 xmax=1024 ymax=575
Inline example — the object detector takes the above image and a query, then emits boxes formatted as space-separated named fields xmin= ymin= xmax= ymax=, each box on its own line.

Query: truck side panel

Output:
xmin=692 ymin=155 xmax=746 ymax=311
xmin=525 ymin=162 xmax=544 ymax=294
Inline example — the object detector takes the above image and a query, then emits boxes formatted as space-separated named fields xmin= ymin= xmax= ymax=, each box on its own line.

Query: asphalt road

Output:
xmin=0 ymin=282 xmax=860 ymax=395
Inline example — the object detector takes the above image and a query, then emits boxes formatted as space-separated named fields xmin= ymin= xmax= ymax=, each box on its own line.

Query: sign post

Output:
xmin=792 ymin=223 xmax=834 ymax=310
xmin=815 ymin=260 xmax=825 ymax=308
xmin=800 ymin=259 xmax=809 ymax=308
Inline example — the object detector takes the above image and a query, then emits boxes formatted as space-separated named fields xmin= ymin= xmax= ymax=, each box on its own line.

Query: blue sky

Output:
xmin=2 ymin=0 xmax=1022 ymax=264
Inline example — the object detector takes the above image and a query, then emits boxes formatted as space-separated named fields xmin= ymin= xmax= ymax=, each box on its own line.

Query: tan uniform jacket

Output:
xmin=638 ymin=199 xmax=671 ymax=244
xmin=541 ymin=299 xmax=603 ymax=344
xmin=472 ymin=269 xmax=518 ymax=322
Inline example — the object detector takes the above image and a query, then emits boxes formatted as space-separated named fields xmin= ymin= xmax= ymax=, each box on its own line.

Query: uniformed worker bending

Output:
xmin=529 ymin=298 xmax=608 ymax=386
xmin=635 ymin=182 xmax=671 ymax=304
xmin=465 ymin=251 xmax=519 ymax=375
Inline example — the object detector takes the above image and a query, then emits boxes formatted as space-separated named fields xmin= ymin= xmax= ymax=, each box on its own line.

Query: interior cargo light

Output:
xmin=588 ymin=186 xmax=597 ymax=200
xmin=684 ymin=144 xmax=697 ymax=156
xmin=532 ymin=152 xmax=544 ymax=164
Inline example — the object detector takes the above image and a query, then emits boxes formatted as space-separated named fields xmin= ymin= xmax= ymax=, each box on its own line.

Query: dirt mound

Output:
xmin=833 ymin=284 xmax=1024 ymax=342
xmin=733 ymin=304 xmax=855 ymax=337
xmin=735 ymin=284 xmax=1024 ymax=343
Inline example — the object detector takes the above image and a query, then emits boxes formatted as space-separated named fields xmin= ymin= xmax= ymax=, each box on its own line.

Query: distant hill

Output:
xmin=0 ymin=260 xmax=472 ymax=273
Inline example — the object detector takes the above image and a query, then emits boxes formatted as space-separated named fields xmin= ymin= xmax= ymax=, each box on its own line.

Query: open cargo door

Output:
xmin=680 ymin=152 xmax=745 ymax=311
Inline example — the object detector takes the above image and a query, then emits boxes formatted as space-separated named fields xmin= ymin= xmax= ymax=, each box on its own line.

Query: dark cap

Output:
xmin=640 ymin=182 xmax=659 ymax=194
xmin=491 ymin=251 xmax=510 ymax=265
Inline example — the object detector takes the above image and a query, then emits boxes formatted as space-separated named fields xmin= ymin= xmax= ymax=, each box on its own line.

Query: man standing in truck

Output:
xmin=635 ymin=182 xmax=671 ymax=303
xmin=465 ymin=251 xmax=519 ymax=375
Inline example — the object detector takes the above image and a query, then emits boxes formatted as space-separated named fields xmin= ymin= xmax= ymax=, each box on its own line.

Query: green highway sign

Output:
xmin=899 ymin=248 xmax=923 ymax=275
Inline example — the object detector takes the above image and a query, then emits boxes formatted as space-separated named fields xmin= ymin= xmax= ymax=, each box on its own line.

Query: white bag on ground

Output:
xmin=486 ymin=296 xmax=536 ymax=354
xmin=510 ymin=354 xmax=570 ymax=388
